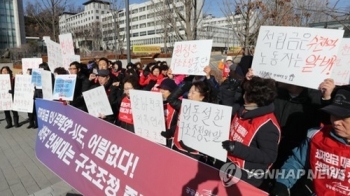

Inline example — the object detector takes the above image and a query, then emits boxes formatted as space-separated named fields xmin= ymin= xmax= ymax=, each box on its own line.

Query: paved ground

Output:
xmin=0 ymin=111 xmax=81 ymax=196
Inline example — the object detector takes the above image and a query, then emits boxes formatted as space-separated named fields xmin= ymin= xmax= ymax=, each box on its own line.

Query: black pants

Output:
xmin=4 ymin=110 xmax=19 ymax=126
xmin=28 ymin=102 xmax=37 ymax=126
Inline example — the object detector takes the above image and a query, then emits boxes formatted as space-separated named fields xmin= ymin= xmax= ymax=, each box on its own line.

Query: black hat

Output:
xmin=321 ymin=89 xmax=350 ymax=118
xmin=157 ymin=78 xmax=177 ymax=92
xmin=97 ymin=69 xmax=110 ymax=77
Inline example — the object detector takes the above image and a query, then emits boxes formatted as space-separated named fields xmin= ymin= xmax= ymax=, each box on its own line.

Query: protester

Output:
xmin=270 ymin=86 xmax=350 ymax=196
xmin=143 ymin=65 xmax=165 ymax=92
xmin=69 ymin=61 xmax=89 ymax=112
xmin=158 ymin=78 xmax=179 ymax=148
xmin=54 ymin=67 xmax=69 ymax=75
xmin=1 ymin=66 xmax=20 ymax=128
xmin=221 ymin=76 xmax=281 ymax=188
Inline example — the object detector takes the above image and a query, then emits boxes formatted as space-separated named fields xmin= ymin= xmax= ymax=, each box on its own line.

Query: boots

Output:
xmin=13 ymin=114 xmax=21 ymax=128
xmin=5 ymin=117 xmax=13 ymax=129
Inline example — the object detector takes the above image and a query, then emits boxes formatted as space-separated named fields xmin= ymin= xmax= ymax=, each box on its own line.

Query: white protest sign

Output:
xmin=83 ymin=86 xmax=113 ymax=117
xmin=12 ymin=75 xmax=34 ymax=113
xmin=62 ymin=55 xmax=80 ymax=71
xmin=59 ymin=33 xmax=75 ymax=56
xmin=129 ymin=90 xmax=166 ymax=145
xmin=331 ymin=38 xmax=350 ymax=85
xmin=178 ymin=99 xmax=231 ymax=162
xmin=41 ymin=70 xmax=53 ymax=100
xmin=45 ymin=39 xmax=63 ymax=72
xmin=31 ymin=68 xmax=42 ymax=89
xmin=252 ymin=26 xmax=344 ymax=89
xmin=53 ymin=75 xmax=77 ymax=101
xmin=170 ymin=40 xmax=213 ymax=76
xmin=22 ymin=58 xmax=42 ymax=74
xmin=0 ymin=74 xmax=13 ymax=111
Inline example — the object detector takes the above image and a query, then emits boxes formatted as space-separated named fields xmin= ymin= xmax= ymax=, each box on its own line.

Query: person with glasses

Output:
xmin=69 ymin=62 xmax=89 ymax=112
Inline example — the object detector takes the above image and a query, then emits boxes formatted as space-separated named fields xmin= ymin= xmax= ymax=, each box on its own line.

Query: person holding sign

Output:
xmin=115 ymin=76 xmax=141 ymax=132
xmin=69 ymin=62 xmax=89 ymax=112
xmin=157 ymin=78 xmax=179 ymax=148
xmin=1 ymin=66 xmax=20 ymax=128
xmin=221 ymin=76 xmax=281 ymax=188
xmin=167 ymin=76 xmax=217 ymax=160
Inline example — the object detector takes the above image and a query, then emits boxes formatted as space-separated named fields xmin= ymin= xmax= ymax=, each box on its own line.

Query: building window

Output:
xmin=96 ymin=10 xmax=99 ymax=13
xmin=102 ymin=11 xmax=104 ymax=14
xmin=132 ymin=9 xmax=138 ymax=14
xmin=96 ymin=16 xmax=99 ymax=19
xmin=147 ymin=13 xmax=154 ymax=18
xmin=140 ymin=31 xmax=146 ymax=36
xmin=140 ymin=23 xmax=146 ymax=28
xmin=131 ymin=25 xmax=138 ymax=29
xmin=148 ymin=30 xmax=155 ymax=35
xmin=132 ymin=17 xmax=138 ymax=22
xmin=139 ymin=7 xmax=146 ymax=12
xmin=119 ymin=12 xmax=124 ymax=17
xmin=147 ymin=22 xmax=154 ymax=27
xmin=147 ymin=5 xmax=154 ymax=10
xmin=133 ymin=33 xmax=139 ymax=37
xmin=139 ymin=15 xmax=146 ymax=20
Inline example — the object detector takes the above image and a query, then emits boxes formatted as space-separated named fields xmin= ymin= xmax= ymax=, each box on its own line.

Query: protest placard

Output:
xmin=83 ymin=86 xmax=113 ymax=117
xmin=45 ymin=39 xmax=63 ymax=72
xmin=170 ymin=40 xmax=213 ymax=76
xmin=129 ymin=90 xmax=166 ymax=145
xmin=59 ymin=33 xmax=75 ymax=56
xmin=31 ymin=68 xmax=42 ymax=89
xmin=53 ymin=75 xmax=77 ymax=101
xmin=22 ymin=58 xmax=42 ymax=74
xmin=331 ymin=38 xmax=350 ymax=85
xmin=12 ymin=75 xmax=34 ymax=113
xmin=41 ymin=70 xmax=53 ymax=100
xmin=35 ymin=99 xmax=268 ymax=196
xmin=178 ymin=99 xmax=231 ymax=162
xmin=0 ymin=74 xmax=13 ymax=111
xmin=252 ymin=26 xmax=344 ymax=89
xmin=62 ymin=55 xmax=80 ymax=71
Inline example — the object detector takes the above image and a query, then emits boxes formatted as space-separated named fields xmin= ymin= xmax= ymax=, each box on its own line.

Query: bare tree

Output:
xmin=107 ymin=0 xmax=125 ymax=54
xmin=25 ymin=0 xmax=72 ymax=41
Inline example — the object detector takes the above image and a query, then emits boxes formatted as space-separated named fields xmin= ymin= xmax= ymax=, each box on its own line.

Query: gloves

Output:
xmin=8 ymin=90 xmax=13 ymax=94
xmin=160 ymin=131 xmax=173 ymax=139
xmin=179 ymin=140 xmax=197 ymax=153
xmin=270 ymin=182 xmax=290 ymax=196
xmin=222 ymin=140 xmax=235 ymax=153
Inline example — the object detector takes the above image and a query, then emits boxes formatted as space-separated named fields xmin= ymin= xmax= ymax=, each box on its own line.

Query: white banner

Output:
xmin=170 ymin=40 xmax=213 ymax=76
xmin=45 ymin=39 xmax=63 ymax=72
xmin=12 ymin=75 xmax=34 ymax=113
xmin=252 ymin=26 xmax=344 ymax=89
xmin=178 ymin=99 xmax=232 ymax=162
xmin=41 ymin=70 xmax=53 ymax=100
xmin=129 ymin=90 xmax=166 ymax=145
xmin=0 ymin=74 xmax=13 ymax=111
xmin=83 ymin=86 xmax=113 ymax=117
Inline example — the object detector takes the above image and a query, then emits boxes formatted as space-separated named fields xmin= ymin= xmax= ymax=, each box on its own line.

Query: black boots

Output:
xmin=13 ymin=115 xmax=20 ymax=128
xmin=5 ymin=117 xmax=13 ymax=129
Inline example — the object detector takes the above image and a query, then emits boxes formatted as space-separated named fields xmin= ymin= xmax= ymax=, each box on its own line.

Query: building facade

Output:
xmin=0 ymin=0 xmax=26 ymax=50
xmin=59 ymin=0 xmax=249 ymax=51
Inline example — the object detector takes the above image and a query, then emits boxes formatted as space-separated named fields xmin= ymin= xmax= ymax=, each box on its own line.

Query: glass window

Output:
xmin=140 ymin=23 xmax=146 ymax=28
xmin=147 ymin=22 xmax=154 ymax=27
xmin=133 ymin=32 xmax=139 ymax=37
xmin=148 ymin=30 xmax=155 ymax=35
xmin=140 ymin=31 xmax=146 ymax=36
xmin=132 ymin=9 xmax=138 ymax=14
xmin=139 ymin=15 xmax=146 ymax=20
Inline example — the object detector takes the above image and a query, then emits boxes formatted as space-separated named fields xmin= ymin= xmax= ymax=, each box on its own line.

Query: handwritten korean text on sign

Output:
xmin=0 ymin=74 xmax=13 ymax=111
xmin=252 ymin=26 xmax=344 ymax=89
xmin=170 ymin=40 xmax=213 ymax=76
xmin=130 ymin=90 xmax=166 ymax=145
xmin=22 ymin=58 xmax=42 ymax=74
xmin=83 ymin=86 xmax=113 ymax=118
xmin=179 ymin=99 xmax=232 ymax=162
xmin=45 ymin=39 xmax=63 ymax=72
xmin=331 ymin=38 xmax=350 ymax=85
xmin=53 ymin=75 xmax=77 ymax=101
xmin=12 ymin=75 xmax=34 ymax=113
xmin=59 ymin=33 xmax=75 ymax=56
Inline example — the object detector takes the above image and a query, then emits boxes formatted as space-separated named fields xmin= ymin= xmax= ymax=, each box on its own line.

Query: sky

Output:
xmin=22 ymin=0 xmax=350 ymax=18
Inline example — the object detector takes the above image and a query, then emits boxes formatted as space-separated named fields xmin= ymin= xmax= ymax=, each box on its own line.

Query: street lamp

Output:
xmin=125 ymin=0 xmax=131 ymax=63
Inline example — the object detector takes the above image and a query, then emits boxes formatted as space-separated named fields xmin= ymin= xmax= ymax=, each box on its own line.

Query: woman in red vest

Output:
xmin=221 ymin=76 xmax=281 ymax=188
xmin=144 ymin=65 xmax=164 ymax=92
xmin=115 ymin=75 xmax=140 ymax=133
xmin=167 ymin=75 xmax=217 ymax=160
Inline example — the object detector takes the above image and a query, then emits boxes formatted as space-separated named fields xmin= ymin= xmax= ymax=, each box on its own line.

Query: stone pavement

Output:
xmin=0 ymin=111 xmax=81 ymax=196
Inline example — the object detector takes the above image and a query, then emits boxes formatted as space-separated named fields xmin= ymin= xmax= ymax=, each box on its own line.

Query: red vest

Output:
xmin=151 ymin=76 xmax=164 ymax=92
xmin=222 ymin=64 xmax=230 ymax=78
xmin=173 ymin=110 xmax=199 ymax=155
xmin=309 ymin=126 xmax=350 ymax=196
xmin=228 ymin=112 xmax=280 ymax=169
xmin=164 ymin=103 xmax=176 ymax=130
xmin=118 ymin=97 xmax=133 ymax=124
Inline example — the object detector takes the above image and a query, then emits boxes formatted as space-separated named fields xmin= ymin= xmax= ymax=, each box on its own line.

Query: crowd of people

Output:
xmin=1 ymin=54 xmax=349 ymax=195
